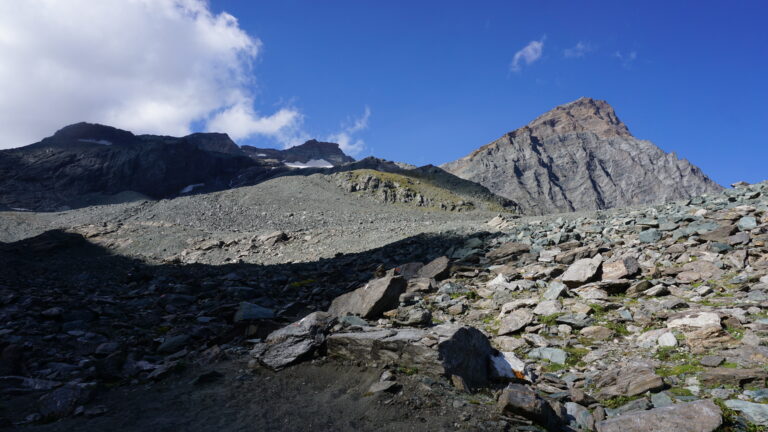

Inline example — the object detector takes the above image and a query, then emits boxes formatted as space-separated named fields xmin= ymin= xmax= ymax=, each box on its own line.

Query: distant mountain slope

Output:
xmin=0 ymin=123 xmax=355 ymax=211
xmin=242 ymin=139 xmax=354 ymax=166
xmin=441 ymin=97 xmax=722 ymax=214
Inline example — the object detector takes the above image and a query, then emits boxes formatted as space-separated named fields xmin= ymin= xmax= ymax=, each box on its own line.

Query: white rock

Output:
xmin=657 ymin=332 xmax=678 ymax=347
xmin=667 ymin=312 xmax=721 ymax=329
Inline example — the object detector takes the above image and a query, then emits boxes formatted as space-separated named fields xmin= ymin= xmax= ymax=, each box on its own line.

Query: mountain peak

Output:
xmin=524 ymin=97 xmax=631 ymax=138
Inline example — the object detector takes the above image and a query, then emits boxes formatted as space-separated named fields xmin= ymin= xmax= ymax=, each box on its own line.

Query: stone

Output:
xmin=639 ymin=228 xmax=661 ymax=243
xmin=561 ymin=256 xmax=603 ymax=287
xmin=737 ymin=216 xmax=758 ymax=231
xmin=605 ymin=397 xmax=651 ymax=417
xmin=533 ymin=300 xmax=562 ymax=316
xmin=651 ymin=391 xmax=674 ymax=408
xmin=542 ymin=281 xmax=567 ymax=300
xmin=657 ymin=332 xmax=678 ymax=347
xmin=258 ymin=311 xmax=335 ymax=370
xmin=498 ymin=309 xmax=534 ymax=335
xmin=497 ymin=384 xmax=566 ymax=431
xmin=699 ymin=355 xmax=724 ymax=367
xmin=258 ymin=230 xmax=288 ymax=246
xmin=234 ymin=302 xmax=275 ymax=322
xmin=724 ymin=400 xmax=768 ymax=426
xmin=667 ymin=311 xmax=721 ymax=329
xmin=699 ymin=368 xmax=768 ymax=387
xmin=556 ymin=313 xmax=594 ymax=329
xmin=486 ymin=242 xmax=530 ymax=261
xmin=328 ymin=273 xmax=407 ymax=319
xmin=566 ymin=401 xmax=595 ymax=431
xmin=580 ymin=326 xmax=614 ymax=340
xmin=528 ymin=347 xmax=567 ymax=365
xmin=602 ymin=257 xmax=640 ymax=280
xmin=699 ymin=225 xmax=737 ymax=242
xmin=494 ymin=336 xmax=528 ymax=352
xmin=416 ymin=256 xmax=451 ymax=280
xmin=596 ymin=366 xmax=664 ymax=398
xmin=595 ymin=400 xmax=722 ymax=432
xmin=393 ymin=307 xmax=432 ymax=325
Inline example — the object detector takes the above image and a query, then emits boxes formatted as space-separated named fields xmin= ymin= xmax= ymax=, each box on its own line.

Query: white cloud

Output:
xmin=326 ymin=106 xmax=370 ymax=156
xmin=510 ymin=38 xmax=545 ymax=72
xmin=0 ymin=0 xmax=299 ymax=149
xmin=615 ymin=50 xmax=638 ymax=69
xmin=563 ymin=41 xmax=593 ymax=58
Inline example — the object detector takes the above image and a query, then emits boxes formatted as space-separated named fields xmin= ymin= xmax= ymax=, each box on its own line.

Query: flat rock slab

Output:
xmin=416 ymin=256 xmax=451 ymax=280
xmin=725 ymin=399 xmax=768 ymax=426
xmin=561 ymin=257 xmax=603 ymax=287
xmin=699 ymin=368 xmax=768 ymax=387
xmin=328 ymin=273 xmax=406 ymax=319
xmin=596 ymin=366 xmax=664 ymax=398
xmin=486 ymin=242 xmax=530 ymax=261
xmin=498 ymin=309 xmax=534 ymax=335
xmin=327 ymin=324 xmax=493 ymax=390
xmin=667 ymin=311 xmax=721 ymax=329
xmin=595 ymin=399 xmax=722 ymax=432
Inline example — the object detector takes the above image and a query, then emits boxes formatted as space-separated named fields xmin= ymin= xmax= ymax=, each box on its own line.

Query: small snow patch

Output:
xmin=256 ymin=153 xmax=267 ymax=157
xmin=284 ymin=159 xmax=333 ymax=169
xmin=78 ymin=138 xmax=112 ymax=145
xmin=180 ymin=183 xmax=205 ymax=194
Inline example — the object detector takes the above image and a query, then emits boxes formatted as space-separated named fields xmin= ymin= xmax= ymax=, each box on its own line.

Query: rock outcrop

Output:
xmin=442 ymin=97 xmax=723 ymax=214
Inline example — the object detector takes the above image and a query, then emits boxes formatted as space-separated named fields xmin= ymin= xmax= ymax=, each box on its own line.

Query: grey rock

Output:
xmin=724 ymin=399 xmax=768 ymax=426
xmin=497 ymin=383 xmax=567 ymax=431
xmin=639 ymin=228 xmax=661 ymax=243
xmin=699 ymin=355 xmax=724 ymax=367
xmin=566 ymin=401 xmax=595 ymax=431
xmin=542 ymin=281 xmax=567 ymax=300
xmin=416 ymin=256 xmax=451 ymax=280
xmin=259 ymin=311 xmax=335 ymax=370
xmin=596 ymin=366 xmax=664 ymax=398
xmin=651 ymin=391 xmax=674 ymax=408
xmin=595 ymin=400 xmax=722 ymax=432
xmin=328 ymin=273 xmax=407 ymax=319
xmin=498 ymin=309 xmax=534 ymax=335
xmin=528 ymin=347 xmax=568 ymax=365
xmin=602 ymin=257 xmax=640 ymax=280
xmin=605 ymin=397 xmax=651 ymax=417
xmin=738 ymin=216 xmax=757 ymax=231
xmin=561 ymin=256 xmax=603 ymax=287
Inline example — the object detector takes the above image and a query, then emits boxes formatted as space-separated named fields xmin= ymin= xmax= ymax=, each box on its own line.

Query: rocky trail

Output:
xmin=2 ymin=180 xmax=768 ymax=431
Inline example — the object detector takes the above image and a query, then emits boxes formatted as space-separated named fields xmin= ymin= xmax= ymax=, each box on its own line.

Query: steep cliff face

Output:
xmin=441 ymin=97 xmax=723 ymax=215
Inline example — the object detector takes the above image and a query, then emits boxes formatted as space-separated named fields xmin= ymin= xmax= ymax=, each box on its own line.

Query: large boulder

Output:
xmin=327 ymin=324 xmax=494 ymax=390
xmin=416 ymin=256 xmax=451 ymax=280
xmin=561 ymin=256 xmax=603 ymax=287
xmin=328 ymin=273 xmax=406 ymax=319
xmin=256 ymin=311 xmax=335 ymax=370
xmin=595 ymin=399 xmax=722 ymax=432
xmin=497 ymin=384 xmax=567 ymax=431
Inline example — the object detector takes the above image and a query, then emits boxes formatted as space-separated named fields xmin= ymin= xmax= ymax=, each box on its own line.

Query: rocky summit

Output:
xmin=442 ymin=98 xmax=723 ymax=214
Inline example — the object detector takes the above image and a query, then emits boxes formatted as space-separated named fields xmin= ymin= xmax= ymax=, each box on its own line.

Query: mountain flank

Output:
xmin=442 ymin=97 xmax=723 ymax=214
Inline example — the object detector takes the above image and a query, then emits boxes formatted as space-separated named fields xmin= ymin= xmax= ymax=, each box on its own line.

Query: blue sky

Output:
xmin=1 ymin=1 xmax=765 ymax=186
xmin=209 ymin=0 xmax=768 ymax=186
